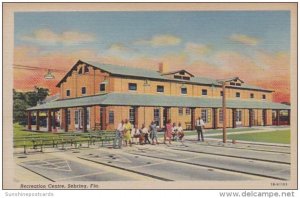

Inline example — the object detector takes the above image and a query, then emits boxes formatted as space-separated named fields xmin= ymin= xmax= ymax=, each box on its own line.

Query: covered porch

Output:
xmin=26 ymin=93 xmax=291 ymax=133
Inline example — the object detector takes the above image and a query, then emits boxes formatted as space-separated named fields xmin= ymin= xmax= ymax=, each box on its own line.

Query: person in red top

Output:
xmin=164 ymin=119 xmax=172 ymax=144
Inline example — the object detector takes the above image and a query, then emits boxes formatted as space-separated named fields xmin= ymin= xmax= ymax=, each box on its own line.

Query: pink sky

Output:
xmin=13 ymin=45 xmax=290 ymax=103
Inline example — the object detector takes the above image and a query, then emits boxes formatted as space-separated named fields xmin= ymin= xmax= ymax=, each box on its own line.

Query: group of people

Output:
xmin=113 ymin=119 xmax=159 ymax=149
xmin=113 ymin=116 xmax=206 ymax=149
xmin=163 ymin=120 xmax=185 ymax=144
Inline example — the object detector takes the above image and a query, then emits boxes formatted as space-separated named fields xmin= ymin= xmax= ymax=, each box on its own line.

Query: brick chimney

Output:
xmin=158 ymin=62 xmax=168 ymax=73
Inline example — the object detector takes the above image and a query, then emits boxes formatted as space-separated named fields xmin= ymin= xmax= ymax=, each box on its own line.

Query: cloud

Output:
xmin=229 ymin=34 xmax=260 ymax=46
xmin=135 ymin=34 xmax=181 ymax=47
xmin=21 ymin=29 xmax=96 ymax=45
xmin=108 ymin=43 xmax=133 ymax=52
xmin=184 ymin=42 xmax=212 ymax=55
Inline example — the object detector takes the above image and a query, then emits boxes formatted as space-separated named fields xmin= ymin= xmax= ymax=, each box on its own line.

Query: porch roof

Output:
xmin=27 ymin=93 xmax=290 ymax=111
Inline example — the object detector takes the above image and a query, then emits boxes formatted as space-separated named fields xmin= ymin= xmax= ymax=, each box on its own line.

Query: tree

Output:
xmin=13 ymin=87 xmax=49 ymax=124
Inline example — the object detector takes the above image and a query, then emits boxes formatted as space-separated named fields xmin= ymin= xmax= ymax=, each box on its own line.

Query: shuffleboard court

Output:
xmin=19 ymin=157 xmax=137 ymax=181
xmin=128 ymin=147 xmax=290 ymax=180
xmin=184 ymin=139 xmax=290 ymax=154
xmin=79 ymin=150 xmax=265 ymax=181
xmin=168 ymin=142 xmax=290 ymax=164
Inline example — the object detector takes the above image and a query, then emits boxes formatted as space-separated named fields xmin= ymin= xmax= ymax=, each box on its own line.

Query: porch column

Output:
xmin=263 ymin=109 xmax=267 ymax=126
xmin=191 ymin=107 xmax=195 ymax=130
xmin=134 ymin=106 xmax=139 ymax=127
xmin=287 ymin=109 xmax=290 ymax=125
xmin=64 ymin=108 xmax=68 ymax=132
xmin=83 ymin=107 xmax=88 ymax=132
xmin=249 ymin=109 xmax=253 ymax=127
xmin=27 ymin=111 xmax=32 ymax=130
xmin=232 ymin=108 xmax=236 ymax=128
xmin=212 ymin=108 xmax=218 ymax=129
xmin=36 ymin=110 xmax=40 ymax=131
xmin=101 ymin=106 xmax=107 ymax=130
xmin=52 ymin=110 xmax=56 ymax=130
xmin=47 ymin=109 xmax=52 ymax=132
xmin=276 ymin=109 xmax=280 ymax=126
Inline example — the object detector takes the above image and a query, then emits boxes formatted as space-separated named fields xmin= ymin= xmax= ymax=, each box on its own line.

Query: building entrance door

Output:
xmin=154 ymin=108 xmax=160 ymax=127
xmin=236 ymin=110 xmax=242 ymax=126
xmin=75 ymin=110 xmax=82 ymax=129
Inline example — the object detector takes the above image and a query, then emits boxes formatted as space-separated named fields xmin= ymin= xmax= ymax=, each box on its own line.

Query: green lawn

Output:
xmin=210 ymin=130 xmax=290 ymax=144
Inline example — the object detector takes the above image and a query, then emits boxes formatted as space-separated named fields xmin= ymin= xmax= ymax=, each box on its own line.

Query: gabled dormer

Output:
xmin=228 ymin=77 xmax=244 ymax=87
xmin=161 ymin=69 xmax=194 ymax=81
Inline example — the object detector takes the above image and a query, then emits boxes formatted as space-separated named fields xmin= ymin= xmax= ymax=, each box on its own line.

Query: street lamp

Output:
xmin=217 ymin=77 xmax=240 ymax=143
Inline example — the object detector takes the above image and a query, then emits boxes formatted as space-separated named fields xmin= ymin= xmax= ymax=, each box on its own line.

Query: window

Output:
xmin=179 ymin=107 xmax=184 ymax=116
xmin=174 ymin=75 xmax=182 ymax=79
xmin=84 ymin=66 xmax=89 ymax=73
xmin=154 ymin=108 xmax=160 ymax=126
xmin=157 ymin=85 xmax=164 ymax=93
xmin=219 ymin=109 xmax=223 ymax=123
xmin=82 ymin=87 xmax=86 ymax=95
xmin=109 ymin=111 xmax=114 ymax=124
xmin=250 ymin=93 xmax=254 ymax=98
xmin=182 ymin=76 xmax=190 ymax=80
xmin=67 ymin=110 xmax=71 ymax=125
xmin=129 ymin=108 xmax=135 ymax=125
xmin=186 ymin=108 xmax=191 ymax=115
xmin=236 ymin=83 xmax=241 ymax=86
xmin=236 ymin=92 xmax=240 ymax=98
xmin=230 ymin=82 xmax=235 ymax=86
xmin=78 ymin=67 xmax=83 ymax=74
xmin=201 ymin=109 xmax=208 ymax=123
xmin=202 ymin=89 xmax=208 ymax=96
xmin=220 ymin=91 xmax=223 ymax=96
xmin=128 ymin=83 xmax=137 ymax=91
xmin=181 ymin=87 xmax=187 ymax=95
xmin=66 ymin=90 xmax=70 ymax=97
xmin=179 ymin=71 xmax=185 ymax=75
xmin=262 ymin=94 xmax=266 ymax=100
xmin=100 ymin=83 xmax=106 ymax=92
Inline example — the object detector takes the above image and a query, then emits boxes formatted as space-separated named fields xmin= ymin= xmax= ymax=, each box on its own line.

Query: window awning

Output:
xmin=27 ymin=93 xmax=290 ymax=111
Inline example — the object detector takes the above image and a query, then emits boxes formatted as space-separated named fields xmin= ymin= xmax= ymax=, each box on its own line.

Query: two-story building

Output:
xmin=27 ymin=59 xmax=290 ymax=132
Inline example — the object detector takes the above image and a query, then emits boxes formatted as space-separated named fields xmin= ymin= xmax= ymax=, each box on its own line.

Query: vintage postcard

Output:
xmin=2 ymin=3 xmax=297 ymax=190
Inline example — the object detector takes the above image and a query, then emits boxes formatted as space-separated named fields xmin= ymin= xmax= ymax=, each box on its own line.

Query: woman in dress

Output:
xmin=123 ymin=119 xmax=132 ymax=146
xmin=164 ymin=119 xmax=172 ymax=144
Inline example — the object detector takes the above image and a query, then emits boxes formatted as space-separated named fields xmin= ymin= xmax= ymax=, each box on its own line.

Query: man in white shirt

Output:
xmin=113 ymin=120 xmax=124 ymax=148
xmin=195 ymin=117 xmax=205 ymax=142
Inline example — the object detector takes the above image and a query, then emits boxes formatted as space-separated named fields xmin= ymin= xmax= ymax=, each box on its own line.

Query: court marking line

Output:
xmin=184 ymin=141 xmax=291 ymax=154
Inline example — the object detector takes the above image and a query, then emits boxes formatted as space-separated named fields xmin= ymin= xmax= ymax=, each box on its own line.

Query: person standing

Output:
xmin=123 ymin=119 xmax=132 ymax=146
xmin=177 ymin=122 xmax=184 ymax=141
xmin=141 ymin=124 xmax=151 ymax=144
xmin=113 ymin=120 xmax=124 ymax=149
xmin=164 ymin=119 xmax=172 ymax=144
xmin=171 ymin=122 xmax=178 ymax=141
xmin=195 ymin=117 xmax=205 ymax=142
xmin=150 ymin=121 xmax=158 ymax=145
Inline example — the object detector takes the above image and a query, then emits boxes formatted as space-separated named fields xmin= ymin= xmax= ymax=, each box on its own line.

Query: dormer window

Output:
xmin=78 ymin=68 xmax=83 ymax=74
xmin=174 ymin=75 xmax=182 ymax=80
xmin=84 ymin=66 xmax=89 ymax=73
